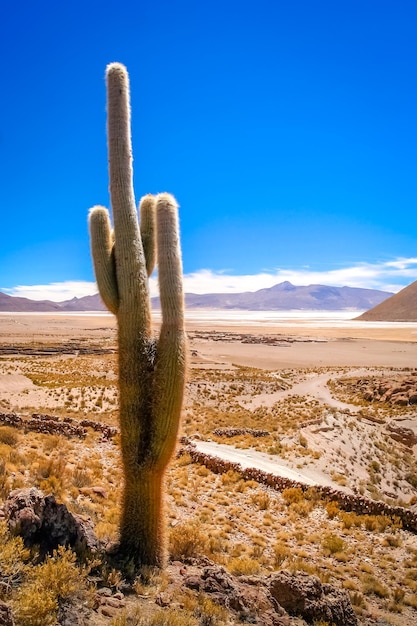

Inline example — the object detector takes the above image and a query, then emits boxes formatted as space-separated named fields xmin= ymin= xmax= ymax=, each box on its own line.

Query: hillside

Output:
xmin=0 ymin=291 xmax=60 ymax=312
xmin=356 ymin=279 xmax=417 ymax=322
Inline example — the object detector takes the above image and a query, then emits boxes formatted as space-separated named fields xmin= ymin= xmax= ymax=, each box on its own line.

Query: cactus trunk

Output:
xmin=88 ymin=63 xmax=186 ymax=569
xmin=120 ymin=469 xmax=166 ymax=566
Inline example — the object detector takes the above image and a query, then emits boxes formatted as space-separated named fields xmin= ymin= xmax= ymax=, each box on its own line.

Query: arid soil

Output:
xmin=0 ymin=312 xmax=417 ymax=625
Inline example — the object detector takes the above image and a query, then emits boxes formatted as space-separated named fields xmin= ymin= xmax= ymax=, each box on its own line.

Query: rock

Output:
xmin=391 ymin=395 xmax=409 ymax=406
xmin=97 ymin=587 xmax=113 ymax=597
xmin=105 ymin=597 xmax=125 ymax=609
xmin=4 ymin=487 xmax=100 ymax=556
xmin=184 ymin=565 xmax=287 ymax=625
xmin=0 ymin=602 xmax=14 ymax=626
xmin=269 ymin=571 xmax=358 ymax=626
xmin=386 ymin=423 xmax=417 ymax=447
xmin=100 ymin=605 xmax=118 ymax=617
xmin=56 ymin=601 xmax=87 ymax=626
xmin=155 ymin=592 xmax=171 ymax=607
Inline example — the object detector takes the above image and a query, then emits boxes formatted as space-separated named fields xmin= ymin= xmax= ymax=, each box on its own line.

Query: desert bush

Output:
xmin=169 ymin=522 xmax=208 ymax=560
xmin=132 ymin=566 xmax=167 ymax=596
xmin=383 ymin=534 xmax=402 ymax=547
xmin=13 ymin=545 xmax=87 ymax=626
xmin=288 ymin=499 xmax=313 ymax=518
xmin=273 ymin=543 xmax=292 ymax=567
xmin=349 ymin=591 xmax=367 ymax=608
xmin=339 ymin=511 xmax=360 ymax=529
xmin=361 ymin=575 xmax=389 ymax=598
xmin=227 ymin=556 xmax=261 ymax=576
xmin=282 ymin=487 xmax=304 ymax=504
xmin=287 ymin=558 xmax=331 ymax=583
xmin=35 ymin=454 xmax=67 ymax=481
xmin=72 ymin=468 xmax=93 ymax=488
xmin=250 ymin=491 xmax=271 ymax=510
xmin=321 ymin=534 xmax=345 ymax=555
xmin=181 ymin=592 xmax=229 ymax=626
xmin=39 ymin=475 xmax=64 ymax=496
xmin=325 ymin=500 xmax=339 ymax=519
xmin=0 ymin=426 xmax=19 ymax=446
xmin=0 ymin=522 xmax=30 ymax=586
xmin=0 ymin=458 xmax=10 ymax=499
xmin=220 ymin=469 xmax=242 ymax=485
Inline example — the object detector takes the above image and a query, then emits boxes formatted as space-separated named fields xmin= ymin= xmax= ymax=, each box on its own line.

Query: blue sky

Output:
xmin=1 ymin=0 xmax=416 ymax=300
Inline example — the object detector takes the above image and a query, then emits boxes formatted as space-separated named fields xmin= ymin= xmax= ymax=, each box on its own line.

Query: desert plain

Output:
xmin=0 ymin=311 xmax=417 ymax=625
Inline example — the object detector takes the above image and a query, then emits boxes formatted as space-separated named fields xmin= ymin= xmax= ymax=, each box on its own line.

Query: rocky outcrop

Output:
xmin=386 ymin=422 xmax=417 ymax=447
xmin=182 ymin=564 xmax=357 ymax=625
xmin=4 ymin=487 xmax=100 ymax=556
xmin=269 ymin=571 xmax=358 ymax=626
xmin=351 ymin=373 xmax=417 ymax=406
xmin=183 ymin=564 xmax=288 ymax=625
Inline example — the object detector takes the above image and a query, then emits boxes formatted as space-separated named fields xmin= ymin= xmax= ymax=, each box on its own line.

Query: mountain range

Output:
xmin=0 ymin=282 xmax=392 ymax=313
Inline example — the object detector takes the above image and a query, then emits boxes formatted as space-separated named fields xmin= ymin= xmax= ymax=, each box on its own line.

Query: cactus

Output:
xmin=88 ymin=63 xmax=187 ymax=568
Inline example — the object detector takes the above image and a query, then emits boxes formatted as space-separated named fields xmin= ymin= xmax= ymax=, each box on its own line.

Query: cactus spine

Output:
xmin=88 ymin=63 xmax=187 ymax=568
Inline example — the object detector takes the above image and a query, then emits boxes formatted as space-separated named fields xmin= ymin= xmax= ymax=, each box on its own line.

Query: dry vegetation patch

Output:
xmin=0 ymin=344 xmax=416 ymax=623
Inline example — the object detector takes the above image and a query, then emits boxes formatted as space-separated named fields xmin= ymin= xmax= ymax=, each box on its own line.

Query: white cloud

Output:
xmin=2 ymin=281 xmax=99 ymax=302
xmin=180 ymin=258 xmax=417 ymax=295
xmin=3 ymin=257 xmax=417 ymax=301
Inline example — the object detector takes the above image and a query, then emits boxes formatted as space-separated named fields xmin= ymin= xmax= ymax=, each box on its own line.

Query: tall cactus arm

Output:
xmin=139 ymin=194 xmax=157 ymax=277
xmin=150 ymin=193 xmax=187 ymax=467
xmin=106 ymin=63 xmax=149 ymax=318
xmin=89 ymin=205 xmax=119 ymax=315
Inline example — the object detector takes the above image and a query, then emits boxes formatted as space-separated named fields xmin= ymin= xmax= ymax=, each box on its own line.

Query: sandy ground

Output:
xmin=0 ymin=312 xmax=416 ymax=370
xmin=0 ymin=312 xmax=416 ymax=504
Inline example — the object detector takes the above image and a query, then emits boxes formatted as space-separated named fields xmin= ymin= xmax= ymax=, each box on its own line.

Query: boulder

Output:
xmin=4 ymin=487 xmax=100 ymax=556
xmin=269 ymin=571 xmax=358 ymax=626
xmin=386 ymin=423 xmax=417 ymax=448
xmin=184 ymin=565 xmax=287 ymax=625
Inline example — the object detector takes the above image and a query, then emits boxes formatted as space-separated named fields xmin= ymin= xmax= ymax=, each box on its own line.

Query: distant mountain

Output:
xmin=179 ymin=281 xmax=392 ymax=311
xmin=0 ymin=282 xmax=392 ymax=313
xmin=355 ymin=280 xmax=417 ymax=322
xmin=0 ymin=291 xmax=61 ymax=312
xmin=57 ymin=295 xmax=106 ymax=311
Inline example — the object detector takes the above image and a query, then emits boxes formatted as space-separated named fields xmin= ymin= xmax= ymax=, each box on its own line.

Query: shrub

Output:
xmin=273 ymin=543 xmax=291 ymax=567
xmin=325 ymin=500 xmax=339 ymax=519
xmin=170 ymin=522 xmax=208 ymax=560
xmin=0 ymin=522 xmax=30 ymax=584
xmin=72 ymin=468 xmax=93 ymax=488
xmin=321 ymin=534 xmax=345 ymax=555
xmin=282 ymin=487 xmax=304 ymax=504
xmin=0 ymin=458 xmax=10 ymax=499
xmin=227 ymin=556 xmax=261 ymax=576
xmin=361 ymin=575 xmax=389 ymax=598
xmin=0 ymin=426 xmax=19 ymax=446
xmin=14 ymin=546 xmax=87 ymax=626
xmin=251 ymin=491 xmax=271 ymax=510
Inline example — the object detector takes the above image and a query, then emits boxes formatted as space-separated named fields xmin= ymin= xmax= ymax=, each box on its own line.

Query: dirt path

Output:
xmin=243 ymin=367 xmax=374 ymax=412
xmin=193 ymin=440 xmax=351 ymax=492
